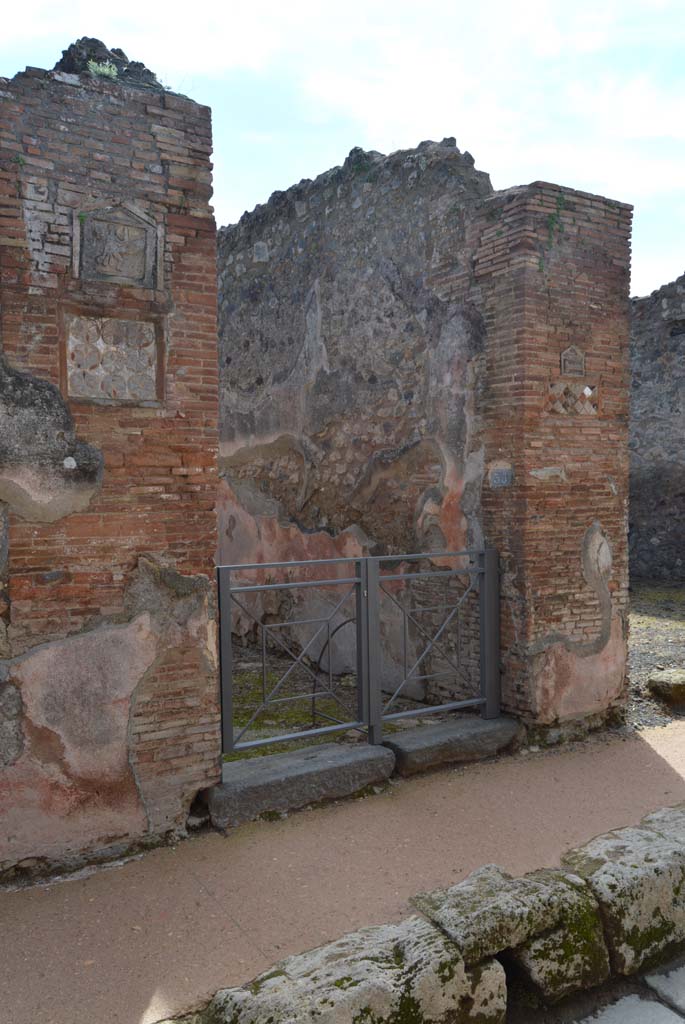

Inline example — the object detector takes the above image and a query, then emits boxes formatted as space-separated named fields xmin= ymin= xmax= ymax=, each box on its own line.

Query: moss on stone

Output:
xmin=516 ymin=893 xmax=609 ymax=1002
xmin=620 ymin=914 xmax=685 ymax=973
xmin=333 ymin=975 xmax=361 ymax=990
xmin=248 ymin=968 xmax=287 ymax=995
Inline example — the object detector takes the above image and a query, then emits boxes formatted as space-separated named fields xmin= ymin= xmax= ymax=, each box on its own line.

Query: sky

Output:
xmin=1 ymin=1 xmax=683 ymax=297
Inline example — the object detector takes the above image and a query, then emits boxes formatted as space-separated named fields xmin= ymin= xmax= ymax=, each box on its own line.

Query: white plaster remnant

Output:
xmin=529 ymin=466 xmax=567 ymax=482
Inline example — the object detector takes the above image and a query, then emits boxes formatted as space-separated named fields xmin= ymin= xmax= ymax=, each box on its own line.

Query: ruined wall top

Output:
xmin=3 ymin=37 xmax=199 ymax=106
xmin=221 ymin=138 xmax=491 ymax=242
xmin=52 ymin=37 xmax=165 ymax=90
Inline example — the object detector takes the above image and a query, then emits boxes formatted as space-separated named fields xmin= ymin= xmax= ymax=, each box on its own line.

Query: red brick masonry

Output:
xmin=0 ymin=65 xmax=220 ymax=873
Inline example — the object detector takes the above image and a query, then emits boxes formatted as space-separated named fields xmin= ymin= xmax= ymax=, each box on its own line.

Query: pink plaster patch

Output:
xmin=0 ymin=615 xmax=159 ymax=868
xmin=217 ymin=478 xmax=366 ymax=570
xmin=14 ymin=615 xmax=158 ymax=780
xmin=534 ymin=614 xmax=627 ymax=724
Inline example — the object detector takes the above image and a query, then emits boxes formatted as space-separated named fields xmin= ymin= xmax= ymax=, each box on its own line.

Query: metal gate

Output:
xmin=217 ymin=547 xmax=499 ymax=754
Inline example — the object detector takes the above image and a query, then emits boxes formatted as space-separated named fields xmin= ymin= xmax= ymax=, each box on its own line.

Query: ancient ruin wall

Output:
xmin=0 ymin=41 xmax=220 ymax=875
xmin=218 ymin=144 xmax=633 ymax=724
xmin=629 ymin=273 xmax=685 ymax=580
xmin=218 ymin=140 xmax=492 ymax=695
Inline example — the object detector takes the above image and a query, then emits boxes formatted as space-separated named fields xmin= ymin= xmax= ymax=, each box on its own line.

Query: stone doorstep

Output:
xmin=206 ymin=742 xmax=395 ymax=829
xmin=382 ymin=715 xmax=523 ymax=776
xmin=206 ymin=716 xmax=522 ymax=829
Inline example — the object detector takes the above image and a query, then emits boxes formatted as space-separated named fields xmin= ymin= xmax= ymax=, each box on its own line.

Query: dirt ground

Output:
xmin=627 ymin=580 xmax=685 ymax=729
xmin=5 ymin=720 xmax=685 ymax=1024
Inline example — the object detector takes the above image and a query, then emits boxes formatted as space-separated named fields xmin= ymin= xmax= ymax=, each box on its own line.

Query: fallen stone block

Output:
xmin=647 ymin=669 xmax=685 ymax=707
xmin=207 ymin=742 xmax=395 ymax=829
xmin=508 ymin=883 xmax=610 ymax=1003
xmin=413 ymin=864 xmax=606 ymax=973
xmin=382 ymin=716 xmax=522 ymax=777
xmin=563 ymin=826 xmax=685 ymax=974
xmin=208 ymin=916 xmax=506 ymax=1023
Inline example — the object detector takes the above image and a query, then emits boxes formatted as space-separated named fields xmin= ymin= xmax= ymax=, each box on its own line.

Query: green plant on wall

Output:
xmin=546 ymin=193 xmax=566 ymax=247
xmin=538 ymin=194 xmax=567 ymax=273
xmin=87 ymin=59 xmax=118 ymax=80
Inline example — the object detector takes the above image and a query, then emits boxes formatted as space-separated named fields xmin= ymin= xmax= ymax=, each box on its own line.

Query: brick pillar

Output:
xmin=0 ymin=56 xmax=220 ymax=874
xmin=475 ymin=183 xmax=632 ymax=724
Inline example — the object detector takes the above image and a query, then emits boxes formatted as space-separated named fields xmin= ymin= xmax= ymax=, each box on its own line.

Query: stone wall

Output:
xmin=218 ymin=140 xmax=491 ymax=699
xmin=0 ymin=40 xmax=220 ymax=876
xmin=218 ymin=144 xmax=633 ymax=725
xmin=630 ymin=273 xmax=685 ymax=580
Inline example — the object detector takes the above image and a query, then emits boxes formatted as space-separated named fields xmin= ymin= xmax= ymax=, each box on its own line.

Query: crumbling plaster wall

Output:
xmin=0 ymin=40 xmax=220 ymax=876
xmin=629 ymin=273 xmax=685 ymax=580
xmin=218 ymin=145 xmax=633 ymax=725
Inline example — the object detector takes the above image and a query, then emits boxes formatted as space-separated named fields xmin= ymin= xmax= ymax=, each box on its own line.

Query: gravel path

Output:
xmin=627 ymin=582 xmax=685 ymax=730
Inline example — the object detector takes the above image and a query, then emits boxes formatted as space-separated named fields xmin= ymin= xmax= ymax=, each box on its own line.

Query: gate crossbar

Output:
xmin=218 ymin=547 xmax=500 ymax=753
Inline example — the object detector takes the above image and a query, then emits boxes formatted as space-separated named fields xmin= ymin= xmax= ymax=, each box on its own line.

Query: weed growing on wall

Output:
xmin=87 ymin=59 xmax=118 ymax=79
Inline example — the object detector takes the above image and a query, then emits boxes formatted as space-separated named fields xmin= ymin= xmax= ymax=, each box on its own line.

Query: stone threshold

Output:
xmin=206 ymin=715 xmax=522 ymax=829
xmin=164 ymin=801 xmax=685 ymax=1024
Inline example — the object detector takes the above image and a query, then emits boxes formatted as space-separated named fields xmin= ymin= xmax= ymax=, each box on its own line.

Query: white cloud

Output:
xmin=3 ymin=0 xmax=683 ymax=292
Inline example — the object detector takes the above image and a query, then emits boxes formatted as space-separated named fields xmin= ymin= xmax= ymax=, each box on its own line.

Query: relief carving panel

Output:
xmin=560 ymin=345 xmax=586 ymax=377
xmin=79 ymin=207 xmax=157 ymax=288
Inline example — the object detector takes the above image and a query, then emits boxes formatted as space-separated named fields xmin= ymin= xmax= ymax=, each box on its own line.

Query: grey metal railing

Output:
xmin=217 ymin=547 xmax=499 ymax=753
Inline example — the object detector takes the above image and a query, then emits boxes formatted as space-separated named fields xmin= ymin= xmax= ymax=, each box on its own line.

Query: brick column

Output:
xmin=0 ymin=56 xmax=220 ymax=874
xmin=475 ymin=183 xmax=632 ymax=724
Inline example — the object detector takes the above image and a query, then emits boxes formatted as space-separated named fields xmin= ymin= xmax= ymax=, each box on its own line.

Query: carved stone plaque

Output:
xmin=560 ymin=345 xmax=586 ymax=377
xmin=80 ymin=207 xmax=157 ymax=288
xmin=65 ymin=314 xmax=159 ymax=403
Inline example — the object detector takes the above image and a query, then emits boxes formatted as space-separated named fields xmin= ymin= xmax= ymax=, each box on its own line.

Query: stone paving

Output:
xmin=575 ymin=963 xmax=685 ymax=1022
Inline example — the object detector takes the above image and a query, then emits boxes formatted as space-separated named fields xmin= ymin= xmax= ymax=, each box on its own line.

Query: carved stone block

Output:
xmin=78 ymin=207 xmax=157 ymax=288
xmin=560 ymin=345 xmax=586 ymax=377
xmin=547 ymin=381 xmax=598 ymax=416
xmin=65 ymin=314 xmax=159 ymax=403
